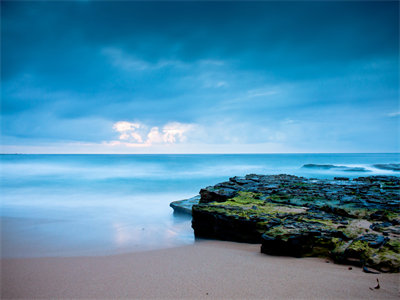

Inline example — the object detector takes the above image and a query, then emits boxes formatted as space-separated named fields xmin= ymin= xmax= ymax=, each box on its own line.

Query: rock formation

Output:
xmin=171 ymin=174 xmax=400 ymax=272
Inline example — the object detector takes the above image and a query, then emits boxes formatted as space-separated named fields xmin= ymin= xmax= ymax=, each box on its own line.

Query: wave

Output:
xmin=302 ymin=164 xmax=370 ymax=172
xmin=373 ymin=163 xmax=400 ymax=171
xmin=302 ymin=163 xmax=400 ymax=173
xmin=0 ymin=160 xmax=269 ymax=181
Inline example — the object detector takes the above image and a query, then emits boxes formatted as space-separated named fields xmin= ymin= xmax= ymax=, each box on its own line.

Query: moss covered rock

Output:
xmin=188 ymin=174 xmax=400 ymax=272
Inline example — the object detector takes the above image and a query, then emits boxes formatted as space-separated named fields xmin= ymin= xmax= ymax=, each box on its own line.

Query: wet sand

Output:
xmin=1 ymin=240 xmax=399 ymax=299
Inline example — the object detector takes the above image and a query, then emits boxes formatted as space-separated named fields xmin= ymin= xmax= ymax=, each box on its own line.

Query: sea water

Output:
xmin=1 ymin=153 xmax=399 ymax=258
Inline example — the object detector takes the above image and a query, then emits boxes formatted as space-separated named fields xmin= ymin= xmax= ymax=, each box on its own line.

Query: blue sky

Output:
xmin=1 ymin=1 xmax=399 ymax=153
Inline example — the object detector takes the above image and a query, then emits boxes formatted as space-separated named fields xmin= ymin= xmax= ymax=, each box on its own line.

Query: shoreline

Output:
xmin=2 ymin=240 xmax=399 ymax=299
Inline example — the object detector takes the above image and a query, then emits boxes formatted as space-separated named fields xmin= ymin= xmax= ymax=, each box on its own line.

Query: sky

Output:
xmin=1 ymin=1 xmax=399 ymax=154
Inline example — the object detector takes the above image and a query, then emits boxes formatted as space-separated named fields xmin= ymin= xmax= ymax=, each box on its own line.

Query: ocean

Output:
xmin=1 ymin=153 xmax=399 ymax=258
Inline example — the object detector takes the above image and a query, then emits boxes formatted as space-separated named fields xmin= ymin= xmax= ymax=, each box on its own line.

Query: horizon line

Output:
xmin=1 ymin=152 xmax=400 ymax=155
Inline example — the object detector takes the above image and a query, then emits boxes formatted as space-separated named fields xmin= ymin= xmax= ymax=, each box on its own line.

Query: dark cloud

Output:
xmin=1 ymin=1 xmax=398 ymax=151
xmin=2 ymin=1 xmax=398 ymax=79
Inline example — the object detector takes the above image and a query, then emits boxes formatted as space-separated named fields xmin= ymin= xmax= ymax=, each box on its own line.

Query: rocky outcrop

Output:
xmin=170 ymin=195 xmax=200 ymax=215
xmin=187 ymin=174 xmax=400 ymax=272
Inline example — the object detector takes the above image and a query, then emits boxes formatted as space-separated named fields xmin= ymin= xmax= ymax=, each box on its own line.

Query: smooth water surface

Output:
xmin=1 ymin=154 xmax=399 ymax=258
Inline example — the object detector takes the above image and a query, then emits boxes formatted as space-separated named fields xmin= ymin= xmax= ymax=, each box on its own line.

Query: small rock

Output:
xmin=334 ymin=177 xmax=350 ymax=181
xmin=374 ymin=278 xmax=380 ymax=289
xmin=363 ymin=266 xmax=380 ymax=274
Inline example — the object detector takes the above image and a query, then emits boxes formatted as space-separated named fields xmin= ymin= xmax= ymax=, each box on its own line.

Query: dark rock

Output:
xmin=357 ymin=234 xmax=388 ymax=248
xmin=370 ymin=222 xmax=393 ymax=231
xmin=199 ymin=187 xmax=238 ymax=203
xmin=180 ymin=174 xmax=400 ymax=272
xmin=192 ymin=205 xmax=261 ymax=243
xmin=362 ymin=266 xmax=380 ymax=274
xmin=334 ymin=177 xmax=350 ymax=181
xmin=261 ymin=232 xmax=336 ymax=257
xmin=370 ymin=223 xmax=400 ymax=235
xmin=370 ymin=210 xmax=390 ymax=221
xmin=320 ymin=205 xmax=352 ymax=218
xmin=170 ymin=195 xmax=200 ymax=215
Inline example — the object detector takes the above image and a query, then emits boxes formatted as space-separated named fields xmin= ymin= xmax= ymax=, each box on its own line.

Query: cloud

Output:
xmin=247 ymin=88 xmax=279 ymax=98
xmin=102 ymin=47 xmax=186 ymax=72
xmin=1 ymin=2 xmax=399 ymax=154
xmin=102 ymin=48 xmax=150 ymax=71
xmin=113 ymin=121 xmax=143 ymax=142
xmin=387 ymin=111 xmax=400 ymax=117
xmin=146 ymin=127 xmax=164 ymax=144
xmin=113 ymin=121 xmax=141 ymax=132
xmin=162 ymin=122 xmax=193 ymax=143
xmin=109 ymin=121 xmax=194 ymax=147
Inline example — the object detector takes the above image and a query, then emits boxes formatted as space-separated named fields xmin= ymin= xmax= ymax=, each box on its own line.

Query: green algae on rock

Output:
xmin=182 ymin=174 xmax=400 ymax=272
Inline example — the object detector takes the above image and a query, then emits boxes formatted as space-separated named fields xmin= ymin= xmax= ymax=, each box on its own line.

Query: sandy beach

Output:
xmin=1 ymin=240 xmax=399 ymax=299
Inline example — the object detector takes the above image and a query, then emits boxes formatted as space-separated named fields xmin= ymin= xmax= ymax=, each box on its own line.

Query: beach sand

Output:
xmin=1 ymin=240 xmax=399 ymax=299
